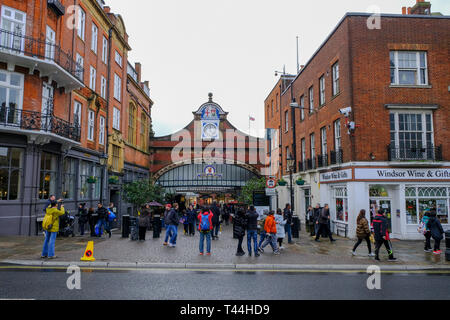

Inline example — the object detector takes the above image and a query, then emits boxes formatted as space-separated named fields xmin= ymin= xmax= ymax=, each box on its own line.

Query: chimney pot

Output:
xmin=402 ymin=7 xmax=407 ymax=14
xmin=407 ymin=7 xmax=412 ymax=14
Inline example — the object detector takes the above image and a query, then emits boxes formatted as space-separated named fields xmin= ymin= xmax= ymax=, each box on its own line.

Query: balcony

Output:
xmin=306 ymin=158 xmax=316 ymax=170
xmin=0 ymin=28 xmax=84 ymax=91
xmin=387 ymin=145 xmax=443 ymax=162
xmin=317 ymin=154 xmax=328 ymax=168
xmin=330 ymin=149 xmax=344 ymax=165
xmin=0 ymin=105 xmax=81 ymax=143
xmin=47 ymin=0 xmax=65 ymax=16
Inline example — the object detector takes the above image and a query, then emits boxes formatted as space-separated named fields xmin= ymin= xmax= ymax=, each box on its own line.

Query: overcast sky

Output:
xmin=106 ymin=0 xmax=449 ymax=137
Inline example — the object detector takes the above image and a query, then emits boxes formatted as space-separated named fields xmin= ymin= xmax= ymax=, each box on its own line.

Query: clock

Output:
xmin=202 ymin=122 xmax=219 ymax=139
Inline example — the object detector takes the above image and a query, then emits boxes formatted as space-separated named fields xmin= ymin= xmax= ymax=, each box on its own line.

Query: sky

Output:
xmin=105 ymin=0 xmax=449 ymax=137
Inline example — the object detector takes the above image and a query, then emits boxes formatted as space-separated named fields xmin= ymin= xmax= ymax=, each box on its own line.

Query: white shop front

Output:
xmin=319 ymin=166 xmax=450 ymax=240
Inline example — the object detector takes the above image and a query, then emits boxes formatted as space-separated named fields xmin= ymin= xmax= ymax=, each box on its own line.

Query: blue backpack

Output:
xmin=200 ymin=213 xmax=211 ymax=231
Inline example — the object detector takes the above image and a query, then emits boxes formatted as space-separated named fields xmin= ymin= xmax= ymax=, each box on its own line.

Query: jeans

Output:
xmin=285 ymin=224 xmax=292 ymax=243
xmin=247 ymin=230 xmax=258 ymax=254
xmin=213 ymin=223 xmax=220 ymax=237
xmin=353 ymin=235 xmax=372 ymax=253
xmin=199 ymin=231 xmax=212 ymax=253
xmin=375 ymin=239 xmax=394 ymax=258
xmin=188 ymin=223 xmax=196 ymax=235
xmin=260 ymin=233 xmax=279 ymax=253
xmin=168 ymin=225 xmax=178 ymax=245
xmin=79 ymin=222 xmax=86 ymax=236
xmin=42 ymin=231 xmax=57 ymax=258
xmin=96 ymin=219 xmax=110 ymax=236
xmin=164 ymin=224 xmax=172 ymax=243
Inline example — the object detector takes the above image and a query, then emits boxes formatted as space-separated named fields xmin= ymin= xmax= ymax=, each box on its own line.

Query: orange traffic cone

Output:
xmin=81 ymin=241 xmax=96 ymax=262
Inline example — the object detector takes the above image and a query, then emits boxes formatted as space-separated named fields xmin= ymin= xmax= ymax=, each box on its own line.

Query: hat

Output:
xmin=166 ymin=204 xmax=172 ymax=208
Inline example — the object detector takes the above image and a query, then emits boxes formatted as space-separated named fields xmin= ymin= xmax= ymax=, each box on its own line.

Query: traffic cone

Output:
xmin=81 ymin=241 xmax=96 ymax=262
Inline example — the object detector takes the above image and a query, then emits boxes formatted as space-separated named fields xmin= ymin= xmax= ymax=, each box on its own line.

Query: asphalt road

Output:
xmin=0 ymin=267 xmax=449 ymax=300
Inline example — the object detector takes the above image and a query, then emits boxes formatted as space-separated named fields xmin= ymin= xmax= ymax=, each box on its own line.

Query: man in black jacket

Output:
xmin=315 ymin=204 xmax=335 ymax=242
xmin=211 ymin=202 xmax=221 ymax=240
xmin=246 ymin=206 xmax=260 ymax=257
xmin=283 ymin=204 xmax=294 ymax=244
xmin=95 ymin=203 xmax=111 ymax=238
xmin=373 ymin=209 xmax=397 ymax=262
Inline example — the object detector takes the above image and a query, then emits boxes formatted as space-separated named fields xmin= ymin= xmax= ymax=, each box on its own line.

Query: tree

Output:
xmin=238 ymin=177 xmax=266 ymax=205
xmin=123 ymin=179 xmax=163 ymax=214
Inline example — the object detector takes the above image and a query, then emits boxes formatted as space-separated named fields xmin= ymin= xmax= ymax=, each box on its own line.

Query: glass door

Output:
xmin=370 ymin=199 xmax=392 ymax=234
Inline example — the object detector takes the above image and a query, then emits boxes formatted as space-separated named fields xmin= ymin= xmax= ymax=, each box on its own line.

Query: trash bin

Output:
xmin=129 ymin=216 xmax=138 ymax=241
xmin=292 ymin=216 xmax=300 ymax=239
xmin=445 ymin=230 xmax=450 ymax=262
xmin=122 ymin=215 xmax=130 ymax=238
xmin=152 ymin=216 xmax=161 ymax=239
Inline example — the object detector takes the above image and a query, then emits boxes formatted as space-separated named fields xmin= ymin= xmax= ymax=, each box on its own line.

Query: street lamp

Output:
xmin=286 ymin=152 xmax=295 ymax=212
xmin=99 ymin=153 xmax=108 ymax=204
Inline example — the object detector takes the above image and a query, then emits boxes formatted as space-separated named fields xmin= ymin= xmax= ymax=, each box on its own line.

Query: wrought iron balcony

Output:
xmin=387 ymin=145 xmax=443 ymax=161
xmin=0 ymin=105 xmax=81 ymax=142
xmin=317 ymin=154 xmax=328 ymax=168
xmin=330 ymin=149 xmax=344 ymax=165
xmin=47 ymin=0 xmax=65 ymax=16
xmin=0 ymin=28 xmax=83 ymax=90
xmin=306 ymin=158 xmax=316 ymax=170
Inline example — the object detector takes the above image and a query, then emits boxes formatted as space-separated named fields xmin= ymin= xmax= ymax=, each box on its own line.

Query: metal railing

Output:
xmin=0 ymin=28 xmax=83 ymax=79
xmin=306 ymin=158 xmax=316 ymax=170
xmin=388 ymin=145 xmax=443 ymax=161
xmin=330 ymin=149 xmax=344 ymax=165
xmin=0 ymin=105 xmax=81 ymax=142
xmin=317 ymin=154 xmax=328 ymax=168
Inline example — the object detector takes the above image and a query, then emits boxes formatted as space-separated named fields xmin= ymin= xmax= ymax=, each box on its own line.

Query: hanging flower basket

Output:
xmin=109 ymin=176 xmax=119 ymax=184
xmin=296 ymin=179 xmax=306 ymax=186
xmin=278 ymin=179 xmax=287 ymax=186
xmin=87 ymin=176 xmax=98 ymax=184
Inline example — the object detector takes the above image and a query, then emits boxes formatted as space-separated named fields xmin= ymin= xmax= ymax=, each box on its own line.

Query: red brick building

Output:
xmin=265 ymin=1 xmax=450 ymax=239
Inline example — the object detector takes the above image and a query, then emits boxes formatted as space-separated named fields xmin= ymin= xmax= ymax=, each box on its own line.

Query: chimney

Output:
xmin=410 ymin=0 xmax=432 ymax=15
xmin=135 ymin=63 xmax=142 ymax=83
xmin=407 ymin=7 xmax=412 ymax=14
xmin=402 ymin=7 xmax=407 ymax=14
xmin=103 ymin=6 xmax=111 ymax=14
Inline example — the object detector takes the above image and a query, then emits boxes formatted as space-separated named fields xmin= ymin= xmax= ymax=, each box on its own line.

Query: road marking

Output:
xmin=0 ymin=265 xmax=449 ymax=274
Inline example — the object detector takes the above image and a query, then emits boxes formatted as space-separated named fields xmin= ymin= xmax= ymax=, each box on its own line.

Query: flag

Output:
xmin=249 ymin=116 xmax=255 ymax=121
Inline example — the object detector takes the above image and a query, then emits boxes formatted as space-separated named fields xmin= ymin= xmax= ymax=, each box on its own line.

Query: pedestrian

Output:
xmin=75 ymin=203 xmax=88 ymax=236
xmin=223 ymin=204 xmax=230 ymax=226
xmin=181 ymin=210 xmax=189 ymax=235
xmin=138 ymin=204 xmax=151 ymax=241
xmin=258 ymin=211 xmax=280 ymax=255
xmin=186 ymin=204 xmax=197 ymax=236
xmin=41 ymin=200 xmax=66 ymax=259
xmin=95 ymin=203 xmax=111 ymax=238
xmin=245 ymin=206 xmax=259 ymax=257
xmin=234 ymin=209 xmax=247 ymax=256
xmin=352 ymin=210 xmax=374 ymax=257
xmin=198 ymin=207 xmax=213 ymax=256
xmin=108 ymin=202 xmax=117 ymax=229
xmin=87 ymin=208 xmax=96 ymax=237
xmin=258 ymin=211 xmax=268 ymax=248
xmin=211 ymin=202 xmax=221 ymax=240
xmin=419 ymin=210 xmax=432 ymax=252
xmin=313 ymin=204 xmax=321 ymax=237
xmin=275 ymin=209 xmax=287 ymax=250
xmin=283 ymin=204 xmax=294 ymax=244
xmin=163 ymin=204 xmax=172 ymax=245
xmin=426 ymin=210 xmax=445 ymax=255
xmin=166 ymin=203 xmax=179 ymax=248
xmin=315 ymin=204 xmax=336 ymax=242
xmin=373 ymin=209 xmax=397 ymax=262
xmin=306 ymin=206 xmax=314 ymax=236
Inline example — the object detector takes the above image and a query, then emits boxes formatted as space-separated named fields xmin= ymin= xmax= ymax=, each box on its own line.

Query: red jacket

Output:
xmin=198 ymin=211 xmax=214 ymax=231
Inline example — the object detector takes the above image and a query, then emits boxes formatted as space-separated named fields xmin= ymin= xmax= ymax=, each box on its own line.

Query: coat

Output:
xmin=233 ymin=214 xmax=246 ymax=238
xmin=211 ymin=205 xmax=221 ymax=224
xmin=318 ymin=208 xmax=330 ymax=224
xmin=76 ymin=208 xmax=88 ymax=223
xmin=187 ymin=209 xmax=197 ymax=224
xmin=45 ymin=206 xmax=66 ymax=233
xmin=283 ymin=208 xmax=293 ymax=225
xmin=275 ymin=214 xmax=287 ymax=239
xmin=264 ymin=215 xmax=277 ymax=234
xmin=139 ymin=209 xmax=151 ymax=228
xmin=167 ymin=209 xmax=179 ymax=226
xmin=427 ymin=217 xmax=444 ymax=240
xmin=356 ymin=217 xmax=371 ymax=239
xmin=373 ymin=214 xmax=389 ymax=241
xmin=245 ymin=210 xmax=258 ymax=230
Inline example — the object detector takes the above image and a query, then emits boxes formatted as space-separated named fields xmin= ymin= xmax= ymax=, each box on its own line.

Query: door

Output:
xmin=41 ymin=83 xmax=54 ymax=131
xmin=1 ymin=6 xmax=26 ymax=52
xmin=45 ymin=26 xmax=56 ymax=60
xmin=370 ymin=199 xmax=392 ymax=234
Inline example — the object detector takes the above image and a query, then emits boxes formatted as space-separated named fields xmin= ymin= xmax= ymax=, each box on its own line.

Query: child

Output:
xmin=181 ymin=210 xmax=189 ymax=235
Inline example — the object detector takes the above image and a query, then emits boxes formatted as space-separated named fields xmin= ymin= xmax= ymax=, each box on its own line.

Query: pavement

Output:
xmin=1 ymin=224 xmax=449 ymax=271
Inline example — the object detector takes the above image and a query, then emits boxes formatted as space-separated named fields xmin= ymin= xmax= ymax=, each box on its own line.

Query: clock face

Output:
xmin=203 ymin=123 xmax=218 ymax=138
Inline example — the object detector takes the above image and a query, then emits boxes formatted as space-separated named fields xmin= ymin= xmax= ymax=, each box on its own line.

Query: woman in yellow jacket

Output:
xmin=41 ymin=201 xmax=65 ymax=259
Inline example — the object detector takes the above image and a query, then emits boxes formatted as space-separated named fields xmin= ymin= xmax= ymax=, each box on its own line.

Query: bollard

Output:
xmin=445 ymin=230 xmax=450 ymax=262
xmin=122 ymin=215 xmax=130 ymax=238
xmin=292 ymin=216 xmax=300 ymax=239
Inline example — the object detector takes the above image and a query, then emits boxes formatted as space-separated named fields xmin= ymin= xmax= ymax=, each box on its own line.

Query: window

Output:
xmin=0 ymin=70 xmax=24 ymax=125
xmin=113 ymin=107 xmax=121 ymax=130
xmin=39 ymin=152 xmax=58 ymax=200
xmin=114 ymin=74 xmax=121 ymax=101
xmin=112 ymin=145 xmax=120 ymax=172
xmin=140 ymin=114 xmax=147 ymax=150
xmin=390 ymin=51 xmax=428 ymax=85
xmin=309 ymin=86 xmax=314 ymax=113
xmin=99 ymin=116 xmax=105 ymax=145
xmin=0 ymin=147 xmax=23 ymax=200
xmin=334 ymin=187 xmax=348 ymax=222
xmin=276 ymin=94 xmax=279 ymax=111
xmin=334 ymin=119 xmax=341 ymax=150
xmin=93 ymin=165 xmax=102 ymax=199
xmin=300 ymin=95 xmax=305 ymax=121
xmin=89 ymin=66 xmax=96 ymax=91
xmin=100 ymin=76 xmax=107 ymax=99
xmin=319 ymin=75 xmax=325 ymax=106
xmin=87 ymin=110 xmax=95 ymax=141
xmin=332 ymin=62 xmax=340 ymax=96
xmin=75 ymin=54 xmax=84 ymax=81
xmin=285 ymin=110 xmax=289 ymax=132
xmin=301 ymin=138 xmax=306 ymax=169
xmin=45 ymin=26 xmax=56 ymax=60
xmin=1 ymin=6 xmax=26 ymax=51
xmin=79 ymin=161 xmax=92 ymax=200
xmin=285 ymin=146 xmax=289 ymax=172
xmin=320 ymin=127 xmax=327 ymax=155
xmin=271 ymin=100 xmax=274 ymax=117
xmin=91 ymin=23 xmax=98 ymax=53
xmin=102 ymin=36 xmax=108 ymax=63
xmin=62 ymin=158 xmax=76 ymax=199
xmin=390 ymin=111 xmax=434 ymax=160
xmin=73 ymin=101 xmax=82 ymax=126
xmin=310 ymin=133 xmax=315 ymax=160
xmin=77 ymin=6 xmax=86 ymax=40
xmin=115 ymin=51 xmax=123 ymax=67
xmin=128 ymin=104 xmax=136 ymax=145
xmin=405 ymin=187 xmax=449 ymax=225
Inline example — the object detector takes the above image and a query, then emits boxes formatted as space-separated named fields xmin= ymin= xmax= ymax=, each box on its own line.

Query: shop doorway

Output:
xmin=370 ymin=199 xmax=392 ymax=233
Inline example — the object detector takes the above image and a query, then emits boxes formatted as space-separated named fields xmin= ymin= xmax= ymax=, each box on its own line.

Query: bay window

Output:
xmin=0 ymin=147 xmax=23 ymax=200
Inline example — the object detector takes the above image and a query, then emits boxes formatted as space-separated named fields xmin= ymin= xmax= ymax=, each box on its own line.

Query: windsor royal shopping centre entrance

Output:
xmin=150 ymin=94 xmax=265 ymax=208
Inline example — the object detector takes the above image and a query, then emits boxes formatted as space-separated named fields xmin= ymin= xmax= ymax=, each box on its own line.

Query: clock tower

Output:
xmin=194 ymin=93 xmax=228 ymax=141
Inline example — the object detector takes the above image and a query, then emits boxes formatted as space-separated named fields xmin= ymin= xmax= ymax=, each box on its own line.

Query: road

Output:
xmin=0 ymin=266 xmax=449 ymax=300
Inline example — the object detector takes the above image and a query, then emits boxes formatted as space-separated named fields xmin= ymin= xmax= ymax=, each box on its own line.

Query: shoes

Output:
xmin=248 ymin=252 xmax=252 ymax=257
xmin=255 ymin=253 xmax=260 ymax=257
xmin=388 ymin=257 xmax=398 ymax=262
xmin=206 ymin=253 xmax=211 ymax=256
xmin=330 ymin=239 xmax=336 ymax=242
xmin=288 ymin=242 xmax=294 ymax=245
xmin=40 ymin=256 xmax=47 ymax=259
xmin=163 ymin=242 xmax=168 ymax=246
xmin=199 ymin=253 xmax=204 ymax=256
xmin=424 ymin=249 xmax=433 ymax=252
xmin=258 ymin=247 xmax=264 ymax=254
xmin=352 ymin=251 xmax=357 ymax=256
xmin=375 ymin=256 xmax=380 ymax=261
xmin=109 ymin=232 xmax=112 ymax=238
xmin=169 ymin=243 xmax=176 ymax=248
xmin=47 ymin=256 xmax=57 ymax=260
xmin=279 ymin=246 xmax=285 ymax=250
xmin=368 ymin=253 xmax=376 ymax=257
xmin=315 ymin=239 xmax=320 ymax=242
xmin=433 ymin=250 xmax=442 ymax=255
xmin=274 ymin=251 xmax=281 ymax=255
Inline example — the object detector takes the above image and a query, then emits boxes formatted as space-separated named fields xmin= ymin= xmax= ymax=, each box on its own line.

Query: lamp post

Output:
xmin=286 ymin=153 xmax=295 ymax=213
xmin=99 ymin=154 xmax=108 ymax=204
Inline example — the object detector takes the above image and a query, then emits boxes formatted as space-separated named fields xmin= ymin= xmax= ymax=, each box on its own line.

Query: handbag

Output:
xmin=108 ymin=208 xmax=116 ymax=221
xmin=369 ymin=233 xmax=375 ymax=244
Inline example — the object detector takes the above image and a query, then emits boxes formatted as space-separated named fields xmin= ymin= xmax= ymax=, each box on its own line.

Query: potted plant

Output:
xmin=87 ymin=176 xmax=97 ymax=184
xmin=296 ymin=178 xmax=306 ymax=186
xmin=109 ymin=175 xmax=119 ymax=184
xmin=278 ymin=178 xmax=287 ymax=186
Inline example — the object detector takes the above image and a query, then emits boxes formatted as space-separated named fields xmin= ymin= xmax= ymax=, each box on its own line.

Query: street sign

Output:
xmin=253 ymin=191 xmax=270 ymax=206
xmin=266 ymin=178 xmax=277 ymax=189
xmin=265 ymin=188 xmax=276 ymax=196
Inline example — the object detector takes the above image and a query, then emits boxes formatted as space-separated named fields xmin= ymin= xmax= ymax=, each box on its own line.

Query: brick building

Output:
xmin=0 ymin=0 xmax=153 ymax=235
xmin=265 ymin=1 xmax=450 ymax=239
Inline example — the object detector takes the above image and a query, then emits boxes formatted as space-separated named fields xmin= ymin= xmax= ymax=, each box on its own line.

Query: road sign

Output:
xmin=265 ymin=188 xmax=277 ymax=196
xmin=266 ymin=178 xmax=277 ymax=189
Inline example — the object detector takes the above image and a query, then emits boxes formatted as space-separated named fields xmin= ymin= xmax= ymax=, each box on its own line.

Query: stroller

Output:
xmin=58 ymin=211 xmax=76 ymax=238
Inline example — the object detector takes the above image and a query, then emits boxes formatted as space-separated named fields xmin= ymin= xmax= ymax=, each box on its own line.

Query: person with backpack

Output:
xmin=76 ymin=203 xmax=88 ymax=236
xmin=198 ymin=208 xmax=214 ymax=256
xmin=426 ymin=210 xmax=445 ymax=255
xmin=233 ymin=209 xmax=247 ymax=256
xmin=315 ymin=204 xmax=336 ymax=242
xmin=275 ymin=209 xmax=287 ymax=250
xmin=41 ymin=201 xmax=66 ymax=259
xmin=352 ymin=210 xmax=374 ymax=257
xmin=245 ymin=206 xmax=260 ymax=257
xmin=373 ymin=209 xmax=397 ymax=262
xmin=258 ymin=211 xmax=280 ymax=255
xmin=419 ymin=210 xmax=432 ymax=252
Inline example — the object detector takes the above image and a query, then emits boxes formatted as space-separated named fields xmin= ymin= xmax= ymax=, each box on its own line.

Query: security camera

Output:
xmin=339 ymin=107 xmax=352 ymax=117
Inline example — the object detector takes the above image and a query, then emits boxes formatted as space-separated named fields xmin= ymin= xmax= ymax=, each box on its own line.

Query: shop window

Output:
xmin=405 ymin=186 xmax=449 ymax=225
xmin=334 ymin=187 xmax=348 ymax=222
xmin=39 ymin=153 xmax=58 ymax=200
xmin=418 ymin=187 xmax=446 ymax=198
xmin=405 ymin=199 xmax=417 ymax=225
xmin=62 ymin=158 xmax=76 ymax=199
xmin=0 ymin=147 xmax=23 ymax=200
xmin=369 ymin=185 xmax=389 ymax=197
xmin=79 ymin=161 xmax=92 ymax=200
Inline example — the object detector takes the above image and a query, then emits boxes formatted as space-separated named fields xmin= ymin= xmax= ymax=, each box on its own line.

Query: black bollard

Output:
xmin=445 ymin=230 xmax=450 ymax=262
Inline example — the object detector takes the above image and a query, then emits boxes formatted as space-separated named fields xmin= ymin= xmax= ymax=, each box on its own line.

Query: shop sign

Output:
xmin=355 ymin=168 xmax=450 ymax=180
xmin=320 ymin=169 xmax=352 ymax=183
